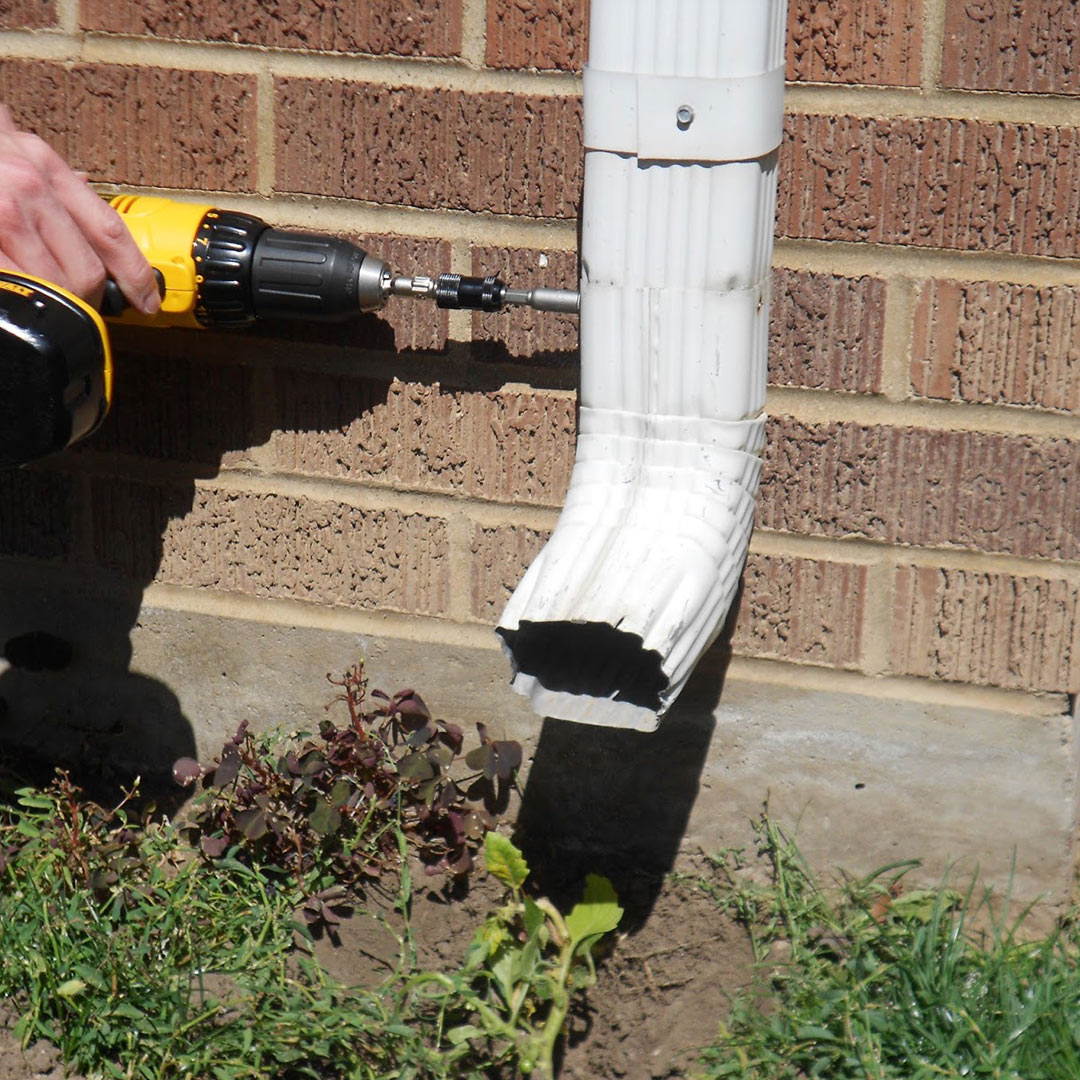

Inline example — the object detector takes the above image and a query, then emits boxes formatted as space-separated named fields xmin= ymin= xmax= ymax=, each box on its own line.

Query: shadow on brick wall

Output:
xmin=0 ymin=314 xmax=577 ymax=810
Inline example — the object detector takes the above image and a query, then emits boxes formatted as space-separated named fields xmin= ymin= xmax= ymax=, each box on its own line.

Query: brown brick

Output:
xmin=81 ymin=0 xmax=462 ymax=58
xmin=483 ymin=0 xmax=925 ymax=83
xmin=0 ymin=468 xmax=72 ymax=561
xmin=486 ymin=0 xmax=587 ymax=71
xmin=471 ymin=246 xmax=579 ymax=362
xmin=732 ymin=553 xmax=865 ymax=667
xmin=275 ymin=80 xmax=583 ymax=218
xmin=471 ymin=524 xmax=550 ymax=622
xmin=0 ymin=60 xmax=257 ymax=192
xmin=779 ymin=113 xmax=1080 ymax=258
xmin=787 ymin=0 xmax=923 ymax=86
xmin=359 ymin=235 xmax=451 ymax=352
xmin=891 ymin=565 xmax=1080 ymax=693
xmin=84 ymin=343 xmax=255 ymax=467
xmin=942 ymin=1 xmax=1080 ymax=96
xmin=92 ymin=479 xmax=451 ymax=615
xmin=759 ymin=418 xmax=1080 ymax=562
xmin=0 ymin=1 xmax=56 ymax=28
xmin=270 ymin=378 xmax=576 ymax=506
xmin=770 ymin=268 xmax=885 ymax=393
xmin=912 ymin=280 xmax=1080 ymax=412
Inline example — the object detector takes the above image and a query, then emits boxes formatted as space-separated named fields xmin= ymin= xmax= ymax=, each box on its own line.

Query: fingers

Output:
xmin=29 ymin=138 xmax=160 ymax=315
xmin=0 ymin=157 xmax=74 ymax=291
xmin=0 ymin=116 xmax=160 ymax=315
xmin=0 ymin=105 xmax=16 ymax=136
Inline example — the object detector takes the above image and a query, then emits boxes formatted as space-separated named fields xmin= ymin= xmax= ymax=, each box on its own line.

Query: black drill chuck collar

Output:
xmin=433 ymin=273 xmax=505 ymax=312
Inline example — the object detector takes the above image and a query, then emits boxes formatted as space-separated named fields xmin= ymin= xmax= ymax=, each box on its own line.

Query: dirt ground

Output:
xmin=0 ymin=862 xmax=754 ymax=1080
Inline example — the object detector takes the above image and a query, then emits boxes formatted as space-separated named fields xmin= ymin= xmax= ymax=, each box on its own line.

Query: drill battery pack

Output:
xmin=0 ymin=270 xmax=111 ymax=468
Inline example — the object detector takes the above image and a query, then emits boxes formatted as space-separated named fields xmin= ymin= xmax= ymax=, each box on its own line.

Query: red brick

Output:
xmin=84 ymin=341 xmax=255 ymax=467
xmin=0 ymin=60 xmax=257 ymax=192
xmin=0 ymin=1 xmax=56 ymax=29
xmin=270 ymin=378 xmax=576 ymax=507
xmin=0 ymin=468 xmax=72 ymax=561
xmin=359 ymin=234 xmax=451 ymax=352
xmin=486 ymin=0 xmax=588 ymax=71
xmin=470 ymin=524 xmax=550 ymax=622
xmin=732 ymin=553 xmax=866 ymax=667
xmin=779 ymin=113 xmax=1080 ymax=258
xmin=484 ymin=0 xmax=925 ymax=84
xmin=942 ymin=1 xmax=1080 ymax=96
xmin=81 ymin=0 xmax=462 ymax=58
xmin=275 ymin=80 xmax=583 ymax=218
xmin=787 ymin=0 xmax=923 ymax=86
xmin=912 ymin=280 xmax=1080 ymax=412
xmin=91 ymin=479 xmax=451 ymax=615
xmin=471 ymin=246 xmax=579 ymax=362
xmin=891 ymin=565 xmax=1080 ymax=693
xmin=759 ymin=418 xmax=1080 ymax=562
xmin=770 ymin=268 xmax=885 ymax=393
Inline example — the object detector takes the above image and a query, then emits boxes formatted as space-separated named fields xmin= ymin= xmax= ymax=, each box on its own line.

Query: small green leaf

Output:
xmin=565 ymin=874 xmax=622 ymax=949
xmin=484 ymin=832 xmax=529 ymax=890
xmin=57 ymin=978 xmax=86 ymax=999
xmin=397 ymin=752 xmax=436 ymax=781
xmin=308 ymin=800 xmax=341 ymax=837
xmin=16 ymin=792 xmax=54 ymax=810
xmin=523 ymin=896 xmax=545 ymax=940
xmin=329 ymin=778 xmax=353 ymax=808
xmin=109 ymin=1003 xmax=145 ymax=1021
xmin=427 ymin=744 xmax=454 ymax=770
xmin=491 ymin=948 xmax=521 ymax=1003
xmin=795 ymin=1025 xmax=839 ymax=1042
xmin=466 ymin=744 xmax=496 ymax=779
xmin=447 ymin=1024 xmax=483 ymax=1046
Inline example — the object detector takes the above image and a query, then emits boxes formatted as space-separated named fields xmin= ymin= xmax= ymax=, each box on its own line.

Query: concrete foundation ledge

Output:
xmin=0 ymin=591 xmax=1074 ymax=918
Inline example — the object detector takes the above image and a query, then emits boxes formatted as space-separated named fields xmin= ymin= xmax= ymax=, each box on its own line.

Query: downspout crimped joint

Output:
xmin=497 ymin=0 xmax=789 ymax=732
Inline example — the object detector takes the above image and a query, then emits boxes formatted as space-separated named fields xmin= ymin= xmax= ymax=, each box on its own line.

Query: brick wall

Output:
xmin=1 ymin=1 xmax=1078 ymax=716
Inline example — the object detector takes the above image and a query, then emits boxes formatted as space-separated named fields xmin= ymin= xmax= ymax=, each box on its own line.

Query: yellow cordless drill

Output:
xmin=0 ymin=194 xmax=579 ymax=469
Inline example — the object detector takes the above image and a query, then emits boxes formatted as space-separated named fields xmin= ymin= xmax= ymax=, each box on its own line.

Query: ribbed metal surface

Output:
xmin=497 ymin=0 xmax=788 ymax=731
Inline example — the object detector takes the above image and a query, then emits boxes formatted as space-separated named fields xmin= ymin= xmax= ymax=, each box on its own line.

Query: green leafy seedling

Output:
xmin=455 ymin=833 xmax=623 ymax=1078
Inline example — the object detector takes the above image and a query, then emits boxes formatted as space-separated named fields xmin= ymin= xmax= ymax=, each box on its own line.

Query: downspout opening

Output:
xmin=496 ymin=621 xmax=668 ymax=712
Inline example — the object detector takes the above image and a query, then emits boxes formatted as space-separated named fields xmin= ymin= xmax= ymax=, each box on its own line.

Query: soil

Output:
xmin=0 ymin=736 xmax=757 ymax=1079
xmin=0 ymin=862 xmax=755 ymax=1080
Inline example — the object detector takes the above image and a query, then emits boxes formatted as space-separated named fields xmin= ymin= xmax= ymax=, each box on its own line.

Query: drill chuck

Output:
xmin=108 ymin=196 xmax=390 ymax=328
xmin=388 ymin=272 xmax=580 ymax=315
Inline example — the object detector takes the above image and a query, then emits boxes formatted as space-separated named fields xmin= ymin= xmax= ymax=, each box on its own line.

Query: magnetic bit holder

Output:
xmin=388 ymin=273 xmax=580 ymax=315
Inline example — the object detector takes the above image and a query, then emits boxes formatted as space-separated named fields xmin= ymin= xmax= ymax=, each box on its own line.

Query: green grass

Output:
xmin=0 ymin=776 xmax=439 ymax=1079
xmin=694 ymin=816 xmax=1080 ymax=1080
xmin=0 ymin=748 xmax=619 ymax=1080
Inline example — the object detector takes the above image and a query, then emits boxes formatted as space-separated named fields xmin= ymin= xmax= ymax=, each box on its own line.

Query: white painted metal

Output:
xmin=497 ymin=0 xmax=789 ymax=732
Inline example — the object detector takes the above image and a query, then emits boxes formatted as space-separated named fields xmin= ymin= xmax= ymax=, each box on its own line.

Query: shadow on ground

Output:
xmin=515 ymin=590 xmax=743 ymax=928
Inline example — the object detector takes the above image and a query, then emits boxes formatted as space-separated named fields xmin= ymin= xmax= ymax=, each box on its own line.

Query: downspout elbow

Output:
xmin=497 ymin=0 xmax=788 ymax=732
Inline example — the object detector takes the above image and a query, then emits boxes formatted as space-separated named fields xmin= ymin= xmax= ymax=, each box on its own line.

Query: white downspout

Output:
xmin=497 ymin=0 xmax=788 ymax=732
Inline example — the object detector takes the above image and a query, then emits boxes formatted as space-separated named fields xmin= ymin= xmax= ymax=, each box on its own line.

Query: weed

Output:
xmin=0 ymin=664 xmax=624 ymax=1079
xmin=696 ymin=815 xmax=1080 ymax=1080
xmin=399 ymin=832 xmax=624 ymax=1080
xmin=175 ymin=662 xmax=523 ymax=909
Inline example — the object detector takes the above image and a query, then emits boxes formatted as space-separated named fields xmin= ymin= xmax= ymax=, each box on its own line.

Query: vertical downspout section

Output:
xmin=497 ymin=0 xmax=788 ymax=732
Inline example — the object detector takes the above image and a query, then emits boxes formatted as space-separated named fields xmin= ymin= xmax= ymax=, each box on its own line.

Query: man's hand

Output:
xmin=0 ymin=105 xmax=160 ymax=315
